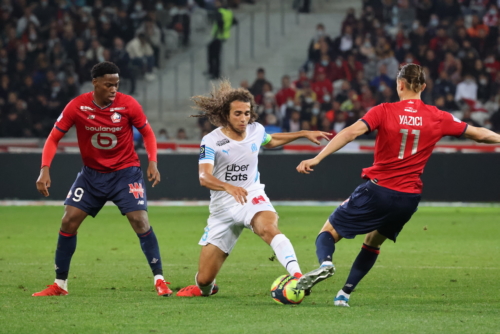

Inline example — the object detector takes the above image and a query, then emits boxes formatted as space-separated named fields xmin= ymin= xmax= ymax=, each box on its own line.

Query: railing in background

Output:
xmin=136 ymin=0 xmax=303 ymax=122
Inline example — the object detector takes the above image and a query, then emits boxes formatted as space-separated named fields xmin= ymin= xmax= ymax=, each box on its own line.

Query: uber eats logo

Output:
xmin=225 ymin=164 xmax=249 ymax=181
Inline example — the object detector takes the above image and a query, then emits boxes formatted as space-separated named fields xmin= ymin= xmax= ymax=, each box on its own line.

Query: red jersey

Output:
xmin=361 ymin=99 xmax=468 ymax=193
xmin=54 ymin=92 xmax=148 ymax=172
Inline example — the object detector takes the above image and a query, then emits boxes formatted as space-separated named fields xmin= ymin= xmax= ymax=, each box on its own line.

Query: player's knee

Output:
xmin=61 ymin=215 xmax=80 ymax=234
xmin=128 ymin=216 xmax=150 ymax=234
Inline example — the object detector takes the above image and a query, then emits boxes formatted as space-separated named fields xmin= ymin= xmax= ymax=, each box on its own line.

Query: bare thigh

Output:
xmin=251 ymin=211 xmax=280 ymax=245
xmin=197 ymin=243 xmax=228 ymax=286
xmin=61 ymin=205 xmax=88 ymax=234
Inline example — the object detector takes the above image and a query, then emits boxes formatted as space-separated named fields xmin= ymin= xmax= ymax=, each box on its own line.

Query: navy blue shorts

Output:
xmin=329 ymin=181 xmax=421 ymax=242
xmin=64 ymin=166 xmax=147 ymax=217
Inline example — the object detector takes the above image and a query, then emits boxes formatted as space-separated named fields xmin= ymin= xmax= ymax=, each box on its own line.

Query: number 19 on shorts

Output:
xmin=398 ymin=129 xmax=420 ymax=159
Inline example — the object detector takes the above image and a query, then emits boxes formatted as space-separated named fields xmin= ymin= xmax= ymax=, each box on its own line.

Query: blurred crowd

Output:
xmin=198 ymin=0 xmax=500 ymax=139
xmin=0 ymin=0 xmax=208 ymax=138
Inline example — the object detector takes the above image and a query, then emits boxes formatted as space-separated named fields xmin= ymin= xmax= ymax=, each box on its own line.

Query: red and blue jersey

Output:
xmin=54 ymin=92 xmax=148 ymax=172
xmin=360 ymin=99 xmax=468 ymax=193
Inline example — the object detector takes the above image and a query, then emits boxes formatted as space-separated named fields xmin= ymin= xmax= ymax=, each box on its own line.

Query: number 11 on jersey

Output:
xmin=398 ymin=129 xmax=420 ymax=159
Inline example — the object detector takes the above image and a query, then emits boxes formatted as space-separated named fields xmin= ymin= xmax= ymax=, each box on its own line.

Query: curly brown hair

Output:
xmin=190 ymin=79 xmax=258 ymax=127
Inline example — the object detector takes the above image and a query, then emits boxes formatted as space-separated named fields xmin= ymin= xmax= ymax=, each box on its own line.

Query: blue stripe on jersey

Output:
xmin=200 ymin=157 xmax=214 ymax=161
xmin=205 ymin=147 xmax=215 ymax=153
xmin=55 ymin=125 xmax=68 ymax=133
xmin=254 ymin=171 xmax=260 ymax=182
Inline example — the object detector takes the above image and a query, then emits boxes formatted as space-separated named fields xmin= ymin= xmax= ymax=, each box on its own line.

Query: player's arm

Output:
xmin=199 ymin=164 xmax=248 ymax=204
xmin=137 ymin=123 xmax=160 ymax=187
xmin=297 ymin=120 xmax=369 ymax=174
xmin=263 ymin=130 xmax=331 ymax=149
xmin=36 ymin=128 xmax=66 ymax=197
xmin=464 ymin=125 xmax=500 ymax=143
xmin=37 ymin=102 xmax=76 ymax=197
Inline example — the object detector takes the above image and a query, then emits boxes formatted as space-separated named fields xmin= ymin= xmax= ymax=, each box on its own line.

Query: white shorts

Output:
xmin=198 ymin=189 xmax=277 ymax=254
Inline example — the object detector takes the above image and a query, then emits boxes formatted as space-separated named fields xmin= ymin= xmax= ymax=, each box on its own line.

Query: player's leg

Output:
xmin=196 ymin=243 xmax=228 ymax=295
xmin=126 ymin=210 xmax=171 ymax=297
xmin=251 ymin=211 xmax=302 ymax=278
xmin=178 ymin=209 xmax=237 ymax=297
xmin=32 ymin=205 xmax=88 ymax=296
xmin=334 ymin=230 xmax=387 ymax=307
xmin=33 ymin=166 xmax=106 ymax=297
xmin=296 ymin=220 xmax=341 ymax=291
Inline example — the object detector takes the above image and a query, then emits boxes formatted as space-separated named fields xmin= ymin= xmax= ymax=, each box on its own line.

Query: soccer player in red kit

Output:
xmin=295 ymin=64 xmax=500 ymax=306
xmin=33 ymin=62 xmax=172 ymax=297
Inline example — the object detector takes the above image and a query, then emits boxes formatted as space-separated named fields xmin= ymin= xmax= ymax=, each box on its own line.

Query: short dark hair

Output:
xmin=91 ymin=61 xmax=120 ymax=79
xmin=257 ymin=68 xmax=265 ymax=73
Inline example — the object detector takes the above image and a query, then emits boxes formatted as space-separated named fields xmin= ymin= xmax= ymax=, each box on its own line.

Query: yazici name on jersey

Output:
xmin=399 ymin=115 xmax=423 ymax=126
xmin=225 ymin=164 xmax=249 ymax=181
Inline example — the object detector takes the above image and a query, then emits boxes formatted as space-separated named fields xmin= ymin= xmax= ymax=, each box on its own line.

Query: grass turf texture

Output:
xmin=0 ymin=206 xmax=499 ymax=334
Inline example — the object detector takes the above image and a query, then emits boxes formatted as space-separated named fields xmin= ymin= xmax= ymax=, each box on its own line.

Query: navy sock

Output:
xmin=342 ymin=243 xmax=380 ymax=294
xmin=55 ymin=230 xmax=77 ymax=280
xmin=137 ymin=227 xmax=163 ymax=276
xmin=315 ymin=231 xmax=335 ymax=264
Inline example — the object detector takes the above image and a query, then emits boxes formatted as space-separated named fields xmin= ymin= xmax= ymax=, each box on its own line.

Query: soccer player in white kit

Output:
xmin=177 ymin=80 xmax=331 ymax=297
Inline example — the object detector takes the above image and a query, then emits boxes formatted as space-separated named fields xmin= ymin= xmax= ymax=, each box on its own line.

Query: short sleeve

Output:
xmin=128 ymin=96 xmax=148 ymax=129
xmin=54 ymin=100 xmax=76 ymax=133
xmin=441 ymin=111 xmax=468 ymax=137
xmin=361 ymin=104 xmax=385 ymax=132
xmin=199 ymin=136 xmax=216 ymax=165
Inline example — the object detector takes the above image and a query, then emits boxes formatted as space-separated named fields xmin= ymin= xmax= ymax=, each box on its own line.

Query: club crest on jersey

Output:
xmin=111 ymin=112 xmax=122 ymax=123
xmin=129 ymin=183 xmax=144 ymax=199
xmin=251 ymin=143 xmax=258 ymax=153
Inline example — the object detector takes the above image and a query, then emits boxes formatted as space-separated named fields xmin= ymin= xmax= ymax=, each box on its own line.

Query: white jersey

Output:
xmin=199 ymin=123 xmax=270 ymax=212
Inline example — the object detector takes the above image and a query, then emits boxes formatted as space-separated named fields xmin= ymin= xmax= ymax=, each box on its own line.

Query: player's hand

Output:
xmin=303 ymin=131 xmax=332 ymax=145
xmin=147 ymin=161 xmax=161 ymax=187
xmin=36 ymin=166 xmax=51 ymax=197
xmin=225 ymin=184 xmax=248 ymax=204
xmin=297 ymin=157 xmax=320 ymax=174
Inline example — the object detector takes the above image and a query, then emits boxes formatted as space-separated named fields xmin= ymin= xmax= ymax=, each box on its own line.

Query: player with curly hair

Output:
xmin=177 ymin=80 xmax=331 ymax=297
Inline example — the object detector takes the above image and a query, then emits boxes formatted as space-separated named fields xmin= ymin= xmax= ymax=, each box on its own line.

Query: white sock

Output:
xmin=154 ymin=275 xmax=165 ymax=283
xmin=195 ymin=272 xmax=215 ymax=296
xmin=270 ymin=234 xmax=302 ymax=277
xmin=337 ymin=289 xmax=350 ymax=298
xmin=54 ymin=279 xmax=67 ymax=291
xmin=321 ymin=261 xmax=333 ymax=267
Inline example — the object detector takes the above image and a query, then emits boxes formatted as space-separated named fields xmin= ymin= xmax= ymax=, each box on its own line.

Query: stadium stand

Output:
xmin=0 ymin=0 xmax=258 ymax=139
xmin=218 ymin=0 xmax=500 ymax=139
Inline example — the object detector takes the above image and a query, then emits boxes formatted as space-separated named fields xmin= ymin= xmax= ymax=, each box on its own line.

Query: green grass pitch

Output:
xmin=1 ymin=206 xmax=499 ymax=333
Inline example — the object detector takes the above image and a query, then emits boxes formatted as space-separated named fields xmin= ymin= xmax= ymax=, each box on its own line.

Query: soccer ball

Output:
xmin=270 ymin=275 xmax=305 ymax=305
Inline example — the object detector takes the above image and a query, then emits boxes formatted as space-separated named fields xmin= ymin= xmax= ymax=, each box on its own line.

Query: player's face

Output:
xmin=93 ymin=74 xmax=120 ymax=105
xmin=227 ymin=101 xmax=251 ymax=134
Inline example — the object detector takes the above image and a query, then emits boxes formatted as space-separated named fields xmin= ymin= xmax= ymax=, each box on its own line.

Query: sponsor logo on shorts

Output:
xmin=217 ymin=138 xmax=230 ymax=146
xmin=251 ymin=195 xmax=267 ymax=205
xmin=111 ymin=112 xmax=122 ymax=123
xmin=129 ymin=182 xmax=144 ymax=199
xmin=138 ymin=200 xmax=145 ymax=205
xmin=85 ymin=126 xmax=123 ymax=132
xmin=67 ymin=190 xmax=72 ymax=198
